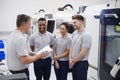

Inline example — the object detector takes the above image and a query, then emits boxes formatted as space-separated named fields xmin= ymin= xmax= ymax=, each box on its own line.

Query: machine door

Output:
xmin=47 ymin=20 xmax=55 ymax=33
xmin=98 ymin=8 xmax=120 ymax=80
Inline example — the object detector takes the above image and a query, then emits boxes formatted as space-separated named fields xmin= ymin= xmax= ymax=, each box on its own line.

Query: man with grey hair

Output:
xmin=7 ymin=14 xmax=48 ymax=80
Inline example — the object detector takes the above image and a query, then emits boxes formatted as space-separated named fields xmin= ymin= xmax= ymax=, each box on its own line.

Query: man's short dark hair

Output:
xmin=16 ymin=14 xmax=30 ymax=27
xmin=72 ymin=14 xmax=84 ymax=22
xmin=38 ymin=18 xmax=46 ymax=22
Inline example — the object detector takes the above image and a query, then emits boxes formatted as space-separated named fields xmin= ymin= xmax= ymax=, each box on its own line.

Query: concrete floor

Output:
xmin=29 ymin=63 xmax=72 ymax=80
xmin=0 ymin=60 xmax=72 ymax=80
xmin=0 ymin=59 xmax=95 ymax=80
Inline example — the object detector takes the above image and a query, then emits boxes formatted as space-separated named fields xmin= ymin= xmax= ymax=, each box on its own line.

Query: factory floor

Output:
xmin=0 ymin=60 xmax=94 ymax=80
xmin=0 ymin=60 xmax=72 ymax=80
xmin=29 ymin=62 xmax=72 ymax=80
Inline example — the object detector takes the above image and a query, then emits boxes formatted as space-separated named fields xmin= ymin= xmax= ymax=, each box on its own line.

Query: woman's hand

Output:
xmin=55 ymin=61 xmax=60 ymax=69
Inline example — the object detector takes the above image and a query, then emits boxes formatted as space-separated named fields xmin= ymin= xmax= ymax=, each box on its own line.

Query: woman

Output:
xmin=53 ymin=22 xmax=71 ymax=80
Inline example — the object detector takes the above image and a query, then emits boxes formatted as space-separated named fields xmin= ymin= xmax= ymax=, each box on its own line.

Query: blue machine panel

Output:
xmin=0 ymin=40 xmax=5 ymax=60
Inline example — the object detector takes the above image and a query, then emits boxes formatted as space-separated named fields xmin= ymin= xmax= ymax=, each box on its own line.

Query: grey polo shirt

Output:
xmin=71 ymin=29 xmax=92 ymax=61
xmin=7 ymin=30 xmax=29 ymax=71
xmin=54 ymin=35 xmax=71 ymax=61
xmin=29 ymin=31 xmax=55 ymax=58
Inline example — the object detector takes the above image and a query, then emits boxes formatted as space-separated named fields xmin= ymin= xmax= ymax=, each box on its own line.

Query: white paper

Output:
xmin=36 ymin=45 xmax=53 ymax=54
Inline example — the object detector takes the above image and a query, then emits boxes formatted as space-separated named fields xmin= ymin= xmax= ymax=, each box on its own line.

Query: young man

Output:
xmin=7 ymin=14 xmax=48 ymax=80
xmin=30 ymin=18 xmax=55 ymax=80
xmin=69 ymin=14 xmax=92 ymax=80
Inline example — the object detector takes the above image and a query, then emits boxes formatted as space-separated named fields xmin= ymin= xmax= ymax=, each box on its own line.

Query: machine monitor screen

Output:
xmin=115 ymin=25 xmax=120 ymax=32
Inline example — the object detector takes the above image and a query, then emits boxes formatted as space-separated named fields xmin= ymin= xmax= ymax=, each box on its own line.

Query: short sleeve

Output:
xmin=16 ymin=38 xmax=28 ymax=56
xmin=29 ymin=34 xmax=35 ymax=46
xmin=82 ymin=34 xmax=92 ymax=48
xmin=67 ymin=38 xmax=71 ymax=50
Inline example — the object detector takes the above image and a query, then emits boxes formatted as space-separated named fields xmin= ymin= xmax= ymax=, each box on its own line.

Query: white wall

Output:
xmin=0 ymin=0 xmax=109 ymax=31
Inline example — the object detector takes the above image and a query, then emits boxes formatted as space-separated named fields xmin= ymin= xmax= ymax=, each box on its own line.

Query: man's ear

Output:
xmin=79 ymin=20 xmax=83 ymax=25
